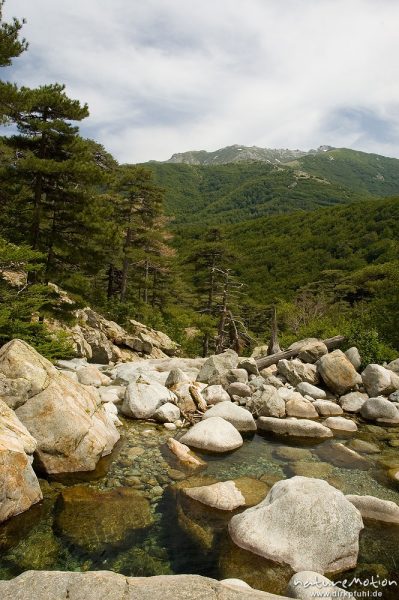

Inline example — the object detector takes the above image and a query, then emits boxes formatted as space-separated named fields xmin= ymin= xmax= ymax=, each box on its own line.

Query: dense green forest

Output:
xmin=0 ymin=1 xmax=398 ymax=362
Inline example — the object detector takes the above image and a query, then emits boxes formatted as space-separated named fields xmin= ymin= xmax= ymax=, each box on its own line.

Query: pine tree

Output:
xmin=0 ymin=0 xmax=27 ymax=67
xmin=113 ymin=165 xmax=167 ymax=303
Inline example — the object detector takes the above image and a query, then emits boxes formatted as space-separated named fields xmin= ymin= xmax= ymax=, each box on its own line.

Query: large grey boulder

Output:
xmin=184 ymin=480 xmax=246 ymax=511
xmin=202 ymin=385 xmax=231 ymax=405
xmin=360 ymin=396 xmax=399 ymax=421
xmin=296 ymin=382 xmax=326 ymax=400
xmin=202 ymin=401 xmax=256 ymax=432
xmin=248 ymin=385 xmax=286 ymax=418
xmin=0 ymin=571 xmax=291 ymax=600
xmin=285 ymin=571 xmax=353 ymax=599
xmin=229 ymin=477 xmax=363 ymax=574
xmin=345 ymin=347 xmax=362 ymax=371
xmin=317 ymin=350 xmax=361 ymax=395
xmin=121 ymin=374 xmax=176 ymax=419
xmin=196 ymin=350 xmax=239 ymax=386
xmin=0 ymin=399 xmax=42 ymax=523
xmin=179 ymin=417 xmax=243 ymax=453
xmin=257 ymin=417 xmax=333 ymax=439
xmin=339 ymin=392 xmax=368 ymax=413
xmin=277 ymin=359 xmax=319 ymax=387
xmin=361 ymin=364 xmax=399 ymax=397
xmin=0 ymin=340 xmax=119 ymax=474
xmin=346 ymin=494 xmax=399 ymax=524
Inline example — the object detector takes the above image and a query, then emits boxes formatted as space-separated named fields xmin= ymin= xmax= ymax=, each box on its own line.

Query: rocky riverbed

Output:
xmin=1 ymin=416 xmax=399 ymax=597
xmin=1 ymin=336 xmax=399 ymax=599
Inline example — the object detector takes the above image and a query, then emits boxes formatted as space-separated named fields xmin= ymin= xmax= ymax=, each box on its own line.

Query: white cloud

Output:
xmin=4 ymin=0 xmax=399 ymax=162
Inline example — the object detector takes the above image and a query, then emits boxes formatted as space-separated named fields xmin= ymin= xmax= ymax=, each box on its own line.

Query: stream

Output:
xmin=1 ymin=417 xmax=399 ymax=597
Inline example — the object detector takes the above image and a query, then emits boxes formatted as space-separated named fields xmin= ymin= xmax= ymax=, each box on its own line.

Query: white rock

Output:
xmin=185 ymin=480 xmax=246 ymax=510
xmin=229 ymin=476 xmax=363 ymax=574
xmin=346 ymin=494 xmax=399 ymax=524
xmin=77 ymin=365 xmax=110 ymax=387
xmin=361 ymin=364 xmax=399 ymax=397
xmin=285 ymin=395 xmax=318 ymax=419
xmin=121 ymin=375 xmax=176 ymax=419
xmin=0 ymin=340 xmax=119 ymax=474
xmin=0 ymin=399 xmax=42 ymax=523
xmin=248 ymin=385 xmax=286 ymax=418
xmin=202 ymin=401 xmax=256 ymax=432
xmin=202 ymin=385 xmax=231 ymax=405
xmin=165 ymin=368 xmax=189 ymax=388
xmin=339 ymin=392 xmax=368 ymax=413
xmin=345 ymin=347 xmax=362 ymax=371
xmin=323 ymin=416 xmax=357 ymax=432
xmin=179 ymin=417 xmax=243 ymax=453
xmin=313 ymin=400 xmax=343 ymax=416
xmin=360 ymin=396 xmax=399 ymax=421
xmin=153 ymin=402 xmax=180 ymax=423
xmin=297 ymin=382 xmax=327 ymax=400
xmin=196 ymin=350 xmax=239 ymax=386
xmin=278 ymin=359 xmax=319 ymax=387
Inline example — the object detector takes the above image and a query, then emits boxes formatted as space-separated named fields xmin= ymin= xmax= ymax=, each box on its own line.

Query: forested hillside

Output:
xmin=146 ymin=148 xmax=399 ymax=225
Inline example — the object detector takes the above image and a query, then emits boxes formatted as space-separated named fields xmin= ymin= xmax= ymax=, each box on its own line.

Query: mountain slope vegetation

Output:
xmin=146 ymin=147 xmax=399 ymax=226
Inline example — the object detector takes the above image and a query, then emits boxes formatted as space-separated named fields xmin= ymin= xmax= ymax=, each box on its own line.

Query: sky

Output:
xmin=3 ymin=0 xmax=399 ymax=163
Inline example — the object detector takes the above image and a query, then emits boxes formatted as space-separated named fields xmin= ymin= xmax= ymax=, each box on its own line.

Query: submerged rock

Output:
xmin=257 ymin=417 xmax=333 ymax=439
xmin=54 ymin=485 xmax=153 ymax=552
xmin=346 ymin=494 xmax=399 ymax=524
xmin=229 ymin=476 xmax=363 ymax=574
xmin=184 ymin=481 xmax=246 ymax=511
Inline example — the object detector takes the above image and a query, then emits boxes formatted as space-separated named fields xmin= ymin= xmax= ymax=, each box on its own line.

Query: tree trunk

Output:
xmin=143 ymin=259 xmax=149 ymax=304
xmin=120 ymin=226 xmax=132 ymax=302
xmin=256 ymin=335 xmax=346 ymax=370
xmin=107 ymin=264 xmax=115 ymax=299
xmin=267 ymin=305 xmax=281 ymax=355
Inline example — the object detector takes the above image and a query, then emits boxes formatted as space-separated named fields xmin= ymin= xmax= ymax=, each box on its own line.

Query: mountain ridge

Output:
xmin=161 ymin=144 xmax=335 ymax=166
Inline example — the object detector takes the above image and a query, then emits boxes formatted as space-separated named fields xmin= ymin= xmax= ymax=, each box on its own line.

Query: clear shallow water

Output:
xmin=1 ymin=418 xmax=399 ymax=598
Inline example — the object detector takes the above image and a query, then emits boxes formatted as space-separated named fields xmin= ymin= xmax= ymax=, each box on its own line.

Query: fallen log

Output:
xmin=256 ymin=335 xmax=346 ymax=370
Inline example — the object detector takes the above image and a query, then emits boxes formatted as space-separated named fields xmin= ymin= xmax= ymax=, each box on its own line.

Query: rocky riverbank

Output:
xmin=1 ymin=335 xmax=399 ymax=598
